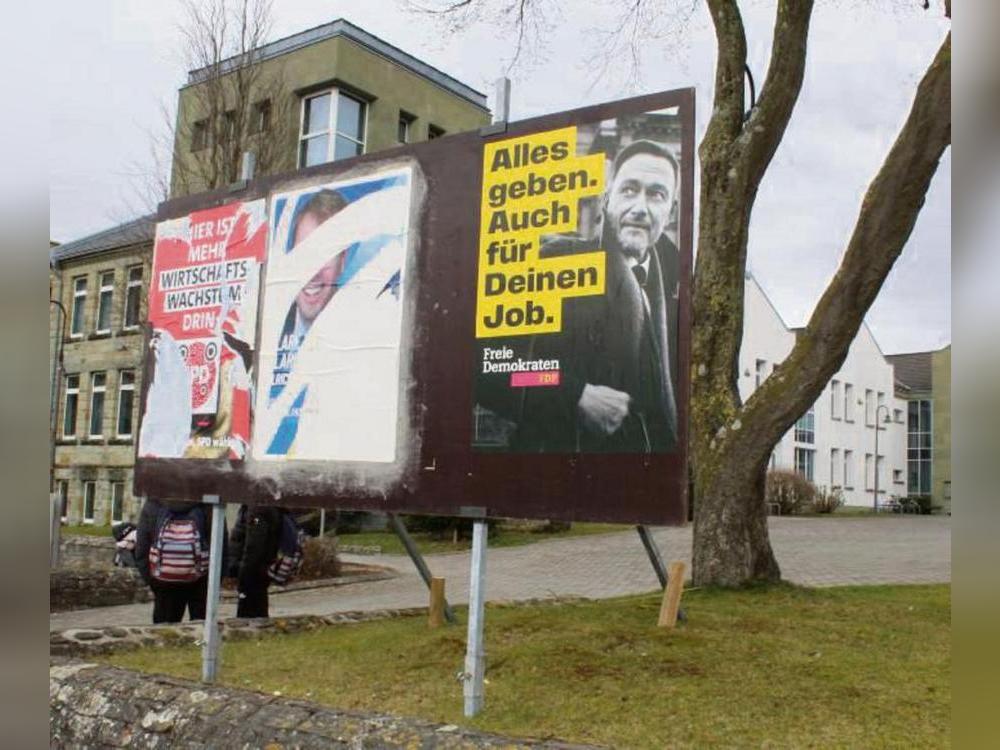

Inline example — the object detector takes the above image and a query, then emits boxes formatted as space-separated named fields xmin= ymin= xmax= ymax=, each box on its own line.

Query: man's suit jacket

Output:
xmin=509 ymin=232 xmax=679 ymax=453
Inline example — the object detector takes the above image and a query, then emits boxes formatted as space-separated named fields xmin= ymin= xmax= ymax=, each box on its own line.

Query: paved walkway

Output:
xmin=50 ymin=516 xmax=950 ymax=631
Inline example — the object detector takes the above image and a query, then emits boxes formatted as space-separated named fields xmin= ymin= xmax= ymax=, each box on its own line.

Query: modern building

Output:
xmin=50 ymin=19 xmax=490 ymax=525
xmin=887 ymin=345 xmax=952 ymax=513
xmin=740 ymin=273 xmax=911 ymax=508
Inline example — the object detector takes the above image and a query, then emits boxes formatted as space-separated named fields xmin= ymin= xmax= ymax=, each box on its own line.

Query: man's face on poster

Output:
xmin=292 ymin=210 xmax=345 ymax=324
xmin=605 ymin=152 xmax=677 ymax=262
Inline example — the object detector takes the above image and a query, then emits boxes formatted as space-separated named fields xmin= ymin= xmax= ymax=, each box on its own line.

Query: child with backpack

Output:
xmin=228 ymin=504 xmax=304 ymax=619
xmin=134 ymin=497 xmax=227 ymax=624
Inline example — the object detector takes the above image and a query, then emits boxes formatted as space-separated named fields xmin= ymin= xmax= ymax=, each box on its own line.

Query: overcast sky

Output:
xmin=48 ymin=0 xmax=950 ymax=354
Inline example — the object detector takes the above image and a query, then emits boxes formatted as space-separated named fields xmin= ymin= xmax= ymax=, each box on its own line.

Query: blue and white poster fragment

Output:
xmin=252 ymin=167 xmax=414 ymax=463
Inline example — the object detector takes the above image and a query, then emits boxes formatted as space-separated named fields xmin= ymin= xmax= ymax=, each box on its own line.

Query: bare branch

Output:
xmin=739 ymin=0 xmax=815 ymax=189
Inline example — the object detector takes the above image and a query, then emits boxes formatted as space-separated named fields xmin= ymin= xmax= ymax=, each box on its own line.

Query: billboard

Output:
xmin=136 ymin=88 xmax=693 ymax=525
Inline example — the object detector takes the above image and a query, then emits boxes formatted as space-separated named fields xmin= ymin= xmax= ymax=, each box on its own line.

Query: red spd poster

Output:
xmin=139 ymin=199 xmax=267 ymax=459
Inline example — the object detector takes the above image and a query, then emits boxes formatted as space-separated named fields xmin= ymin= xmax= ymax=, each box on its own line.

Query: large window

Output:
xmin=96 ymin=271 xmax=114 ymax=333
xmin=251 ymin=99 xmax=272 ymax=135
xmin=124 ymin=266 xmax=142 ymax=329
xmin=843 ymin=449 xmax=854 ymax=489
xmin=830 ymin=448 xmax=840 ymax=488
xmin=794 ymin=448 xmax=815 ymax=482
xmin=865 ymin=453 xmax=873 ymax=490
xmin=428 ymin=123 xmax=445 ymax=139
xmin=864 ymin=388 xmax=875 ymax=426
xmin=116 ymin=370 xmax=135 ymax=438
xmin=299 ymin=90 xmax=366 ymax=168
xmin=794 ymin=406 xmax=815 ymax=444
xmin=844 ymin=383 xmax=854 ymax=422
xmin=111 ymin=482 xmax=125 ymax=523
xmin=830 ymin=379 xmax=841 ymax=420
xmin=191 ymin=119 xmax=208 ymax=151
xmin=70 ymin=276 xmax=87 ymax=337
xmin=63 ymin=374 xmax=80 ymax=438
xmin=398 ymin=111 xmax=415 ymax=143
xmin=83 ymin=481 xmax=96 ymax=524
xmin=907 ymin=399 xmax=933 ymax=495
xmin=89 ymin=372 xmax=107 ymax=438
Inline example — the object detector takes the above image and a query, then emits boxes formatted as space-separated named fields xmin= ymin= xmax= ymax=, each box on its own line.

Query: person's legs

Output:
xmin=236 ymin=575 xmax=269 ymax=618
xmin=152 ymin=584 xmax=187 ymax=624
xmin=186 ymin=577 xmax=209 ymax=621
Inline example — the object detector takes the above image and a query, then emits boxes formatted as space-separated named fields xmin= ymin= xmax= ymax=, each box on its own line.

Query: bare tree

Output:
xmin=169 ymin=0 xmax=294 ymax=198
xmin=413 ymin=0 xmax=951 ymax=586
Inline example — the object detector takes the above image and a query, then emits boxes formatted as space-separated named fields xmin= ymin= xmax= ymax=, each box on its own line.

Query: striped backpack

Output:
xmin=266 ymin=512 xmax=305 ymax=586
xmin=149 ymin=507 xmax=208 ymax=583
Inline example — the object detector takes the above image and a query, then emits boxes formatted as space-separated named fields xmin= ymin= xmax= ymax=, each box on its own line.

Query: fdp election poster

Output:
xmin=252 ymin=166 xmax=414 ymax=463
xmin=472 ymin=109 xmax=684 ymax=455
xmin=139 ymin=199 xmax=266 ymax=459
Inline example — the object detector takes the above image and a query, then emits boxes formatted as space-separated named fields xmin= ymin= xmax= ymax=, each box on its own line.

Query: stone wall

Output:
xmin=59 ymin=535 xmax=116 ymax=570
xmin=50 ymin=568 xmax=151 ymax=612
xmin=51 ymin=658 xmax=598 ymax=749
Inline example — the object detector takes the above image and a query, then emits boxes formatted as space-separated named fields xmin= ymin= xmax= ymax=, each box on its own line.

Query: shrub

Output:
xmin=765 ymin=470 xmax=817 ymax=516
xmin=906 ymin=494 xmax=935 ymax=515
xmin=402 ymin=514 xmax=500 ymax=541
xmin=297 ymin=536 xmax=341 ymax=581
xmin=812 ymin=486 xmax=844 ymax=514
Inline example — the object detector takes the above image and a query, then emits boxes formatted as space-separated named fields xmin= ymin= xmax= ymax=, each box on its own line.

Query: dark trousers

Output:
xmin=151 ymin=578 xmax=208 ymax=624
xmin=237 ymin=574 xmax=270 ymax=618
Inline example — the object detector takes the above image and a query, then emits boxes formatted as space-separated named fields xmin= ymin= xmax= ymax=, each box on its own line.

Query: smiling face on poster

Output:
xmin=252 ymin=167 xmax=415 ymax=463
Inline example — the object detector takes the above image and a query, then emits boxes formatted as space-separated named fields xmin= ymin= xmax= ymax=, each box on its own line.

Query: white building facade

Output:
xmin=739 ymin=274 xmax=907 ymax=508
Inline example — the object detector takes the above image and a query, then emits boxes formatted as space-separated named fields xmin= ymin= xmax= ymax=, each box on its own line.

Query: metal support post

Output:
xmin=636 ymin=525 xmax=667 ymax=588
xmin=463 ymin=519 xmax=488 ymax=717
xmin=201 ymin=494 xmax=226 ymax=683
xmin=636 ymin=525 xmax=686 ymax=623
xmin=387 ymin=513 xmax=456 ymax=624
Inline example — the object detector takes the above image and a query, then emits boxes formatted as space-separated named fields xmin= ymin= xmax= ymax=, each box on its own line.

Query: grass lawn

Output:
xmin=104 ymin=583 xmax=950 ymax=748
xmin=336 ymin=521 xmax=628 ymax=555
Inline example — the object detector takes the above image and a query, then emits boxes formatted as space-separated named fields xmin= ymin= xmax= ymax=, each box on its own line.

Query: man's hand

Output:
xmin=577 ymin=384 xmax=631 ymax=436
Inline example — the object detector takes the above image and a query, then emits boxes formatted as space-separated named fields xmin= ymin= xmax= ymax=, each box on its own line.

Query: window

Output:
xmin=893 ymin=469 xmax=904 ymax=484
xmin=70 ymin=276 xmax=87 ymax=336
xmin=844 ymin=383 xmax=854 ymax=422
xmin=299 ymin=90 xmax=366 ymax=167
xmin=398 ymin=111 xmax=415 ymax=143
xmin=63 ymin=375 xmax=80 ymax=438
xmin=116 ymin=370 xmax=135 ymax=438
xmin=428 ymin=123 xmax=445 ymax=139
xmin=124 ymin=266 xmax=143 ymax=329
xmin=755 ymin=359 xmax=768 ymax=389
xmin=250 ymin=100 xmax=271 ymax=134
xmin=830 ymin=380 xmax=841 ymax=420
xmin=794 ymin=406 xmax=815 ymax=444
xmin=89 ymin=372 xmax=106 ymax=438
xmin=830 ymin=449 xmax=840 ymax=488
xmin=111 ymin=482 xmax=125 ymax=523
xmin=59 ymin=480 xmax=69 ymax=522
xmin=794 ymin=448 xmax=815 ymax=482
xmin=96 ymin=271 xmax=114 ymax=333
xmin=844 ymin=450 xmax=854 ymax=489
xmin=876 ymin=455 xmax=885 ymax=493
xmin=907 ymin=399 xmax=933 ymax=495
xmin=191 ymin=119 xmax=209 ymax=151
xmin=865 ymin=453 xmax=873 ymax=490
xmin=865 ymin=389 xmax=875 ymax=426
xmin=83 ymin=481 xmax=96 ymax=524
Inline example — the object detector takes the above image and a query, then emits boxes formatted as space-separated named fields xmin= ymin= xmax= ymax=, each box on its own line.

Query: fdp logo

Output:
xmin=179 ymin=339 xmax=220 ymax=414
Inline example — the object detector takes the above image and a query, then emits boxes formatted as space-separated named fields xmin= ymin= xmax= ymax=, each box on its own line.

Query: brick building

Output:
xmin=50 ymin=19 xmax=489 ymax=525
